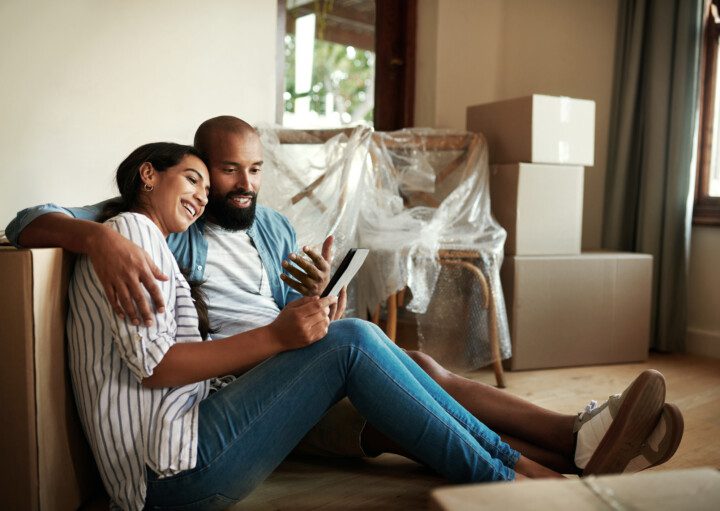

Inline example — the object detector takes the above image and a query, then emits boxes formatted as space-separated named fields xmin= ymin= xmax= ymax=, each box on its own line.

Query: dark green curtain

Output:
xmin=603 ymin=0 xmax=703 ymax=351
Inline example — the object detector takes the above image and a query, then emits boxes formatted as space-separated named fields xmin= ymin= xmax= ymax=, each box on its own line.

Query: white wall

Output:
xmin=415 ymin=0 xmax=618 ymax=250
xmin=0 ymin=0 xmax=277 ymax=226
xmin=688 ymin=227 xmax=720 ymax=358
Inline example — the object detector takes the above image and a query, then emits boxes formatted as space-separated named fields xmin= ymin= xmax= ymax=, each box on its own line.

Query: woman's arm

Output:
xmin=142 ymin=295 xmax=338 ymax=388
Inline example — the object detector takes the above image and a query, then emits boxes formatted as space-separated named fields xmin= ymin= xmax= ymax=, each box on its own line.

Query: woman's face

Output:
xmin=144 ymin=154 xmax=210 ymax=235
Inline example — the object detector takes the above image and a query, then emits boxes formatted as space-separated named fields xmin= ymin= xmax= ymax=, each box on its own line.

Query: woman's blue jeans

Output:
xmin=144 ymin=319 xmax=519 ymax=510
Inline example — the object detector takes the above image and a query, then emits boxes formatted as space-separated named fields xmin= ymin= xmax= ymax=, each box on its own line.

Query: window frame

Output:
xmin=694 ymin=0 xmax=720 ymax=226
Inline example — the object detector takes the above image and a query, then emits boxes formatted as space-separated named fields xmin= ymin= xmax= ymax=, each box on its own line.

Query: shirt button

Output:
xmin=197 ymin=265 xmax=203 ymax=271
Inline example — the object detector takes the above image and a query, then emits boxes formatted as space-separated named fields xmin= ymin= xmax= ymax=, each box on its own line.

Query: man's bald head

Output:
xmin=194 ymin=115 xmax=264 ymax=230
xmin=194 ymin=115 xmax=258 ymax=157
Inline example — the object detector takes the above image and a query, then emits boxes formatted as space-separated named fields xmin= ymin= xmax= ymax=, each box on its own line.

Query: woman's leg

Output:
xmin=145 ymin=319 xmax=533 ymax=509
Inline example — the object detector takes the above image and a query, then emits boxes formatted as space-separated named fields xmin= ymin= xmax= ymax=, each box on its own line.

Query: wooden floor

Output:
xmin=232 ymin=353 xmax=720 ymax=511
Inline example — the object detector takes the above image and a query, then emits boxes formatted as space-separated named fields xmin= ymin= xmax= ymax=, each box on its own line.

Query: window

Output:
xmin=277 ymin=0 xmax=416 ymax=130
xmin=280 ymin=0 xmax=376 ymax=128
xmin=695 ymin=0 xmax=720 ymax=225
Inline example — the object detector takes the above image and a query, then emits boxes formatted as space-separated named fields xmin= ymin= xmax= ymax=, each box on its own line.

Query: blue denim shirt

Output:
xmin=6 ymin=200 xmax=303 ymax=309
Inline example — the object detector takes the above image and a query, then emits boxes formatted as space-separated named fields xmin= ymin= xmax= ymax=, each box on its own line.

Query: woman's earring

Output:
xmin=143 ymin=183 xmax=154 ymax=192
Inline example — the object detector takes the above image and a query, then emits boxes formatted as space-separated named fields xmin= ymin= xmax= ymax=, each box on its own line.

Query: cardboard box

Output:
xmin=430 ymin=468 xmax=720 ymax=511
xmin=0 ymin=248 xmax=100 ymax=510
xmin=501 ymin=252 xmax=652 ymax=370
xmin=490 ymin=163 xmax=583 ymax=255
xmin=467 ymin=94 xmax=595 ymax=166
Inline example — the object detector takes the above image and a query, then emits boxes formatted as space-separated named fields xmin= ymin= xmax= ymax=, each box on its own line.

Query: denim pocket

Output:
xmin=149 ymin=493 xmax=238 ymax=511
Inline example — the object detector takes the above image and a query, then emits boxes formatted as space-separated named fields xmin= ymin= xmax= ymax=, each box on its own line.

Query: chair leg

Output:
xmin=386 ymin=293 xmax=397 ymax=342
xmin=487 ymin=294 xmax=506 ymax=389
xmin=439 ymin=258 xmax=506 ymax=388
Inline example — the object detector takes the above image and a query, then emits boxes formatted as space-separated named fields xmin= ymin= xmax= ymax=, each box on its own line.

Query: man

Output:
xmin=6 ymin=116 xmax=683 ymax=476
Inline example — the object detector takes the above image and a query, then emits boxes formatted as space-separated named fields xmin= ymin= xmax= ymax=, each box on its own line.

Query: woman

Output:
xmin=67 ymin=142 xmax=559 ymax=511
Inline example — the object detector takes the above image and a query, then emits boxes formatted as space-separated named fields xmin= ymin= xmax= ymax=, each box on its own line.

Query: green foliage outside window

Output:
xmin=284 ymin=34 xmax=375 ymax=125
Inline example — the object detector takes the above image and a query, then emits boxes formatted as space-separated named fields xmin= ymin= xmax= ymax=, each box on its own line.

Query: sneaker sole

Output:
xmin=582 ymin=369 xmax=666 ymax=475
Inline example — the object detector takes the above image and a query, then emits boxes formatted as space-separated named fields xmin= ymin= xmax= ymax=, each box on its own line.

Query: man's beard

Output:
xmin=205 ymin=190 xmax=257 ymax=231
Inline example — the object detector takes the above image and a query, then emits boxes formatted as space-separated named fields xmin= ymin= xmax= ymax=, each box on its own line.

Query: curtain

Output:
xmin=603 ymin=0 xmax=704 ymax=351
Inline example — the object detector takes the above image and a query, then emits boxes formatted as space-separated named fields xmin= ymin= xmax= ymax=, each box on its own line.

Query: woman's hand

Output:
xmin=86 ymin=225 xmax=168 ymax=326
xmin=269 ymin=295 xmax=338 ymax=350
xmin=280 ymin=235 xmax=334 ymax=296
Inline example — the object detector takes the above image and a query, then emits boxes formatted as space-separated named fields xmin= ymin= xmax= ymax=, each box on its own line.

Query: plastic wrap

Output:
xmin=257 ymin=126 xmax=374 ymax=318
xmin=258 ymin=126 xmax=511 ymax=369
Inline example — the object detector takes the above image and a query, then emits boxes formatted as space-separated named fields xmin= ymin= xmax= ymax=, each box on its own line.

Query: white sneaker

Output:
xmin=574 ymin=369 xmax=666 ymax=475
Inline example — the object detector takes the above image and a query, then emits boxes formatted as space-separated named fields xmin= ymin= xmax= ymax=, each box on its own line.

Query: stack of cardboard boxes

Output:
xmin=467 ymin=95 xmax=652 ymax=370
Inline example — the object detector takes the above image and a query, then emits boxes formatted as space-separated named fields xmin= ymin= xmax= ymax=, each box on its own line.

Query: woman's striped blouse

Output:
xmin=67 ymin=212 xmax=209 ymax=510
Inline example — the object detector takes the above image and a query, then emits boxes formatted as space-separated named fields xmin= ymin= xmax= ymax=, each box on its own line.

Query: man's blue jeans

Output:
xmin=144 ymin=319 xmax=519 ymax=510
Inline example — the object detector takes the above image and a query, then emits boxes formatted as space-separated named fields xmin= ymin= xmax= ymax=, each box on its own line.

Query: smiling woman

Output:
xmin=67 ymin=142 xmax=215 ymax=509
xmin=99 ymin=143 xmax=210 ymax=232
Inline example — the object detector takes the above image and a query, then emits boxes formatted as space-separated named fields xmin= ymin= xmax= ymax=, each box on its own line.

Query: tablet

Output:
xmin=320 ymin=248 xmax=370 ymax=297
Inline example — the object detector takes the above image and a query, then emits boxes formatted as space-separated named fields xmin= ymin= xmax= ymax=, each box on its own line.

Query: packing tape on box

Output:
xmin=560 ymin=96 xmax=572 ymax=123
xmin=558 ymin=96 xmax=573 ymax=163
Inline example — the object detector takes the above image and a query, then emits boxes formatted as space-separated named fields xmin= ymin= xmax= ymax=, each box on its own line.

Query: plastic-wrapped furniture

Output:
xmin=363 ymin=130 xmax=509 ymax=387
xmin=258 ymin=127 xmax=510 ymax=387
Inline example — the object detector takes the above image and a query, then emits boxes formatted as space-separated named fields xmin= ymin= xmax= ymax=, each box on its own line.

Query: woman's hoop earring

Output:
xmin=143 ymin=183 xmax=154 ymax=192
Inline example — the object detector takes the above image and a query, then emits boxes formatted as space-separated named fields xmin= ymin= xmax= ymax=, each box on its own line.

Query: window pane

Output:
xmin=283 ymin=0 xmax=375 ymax=128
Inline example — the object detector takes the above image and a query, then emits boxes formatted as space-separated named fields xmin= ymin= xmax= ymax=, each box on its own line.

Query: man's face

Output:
xmin=204 ymin=131 xmax=263 ymax=230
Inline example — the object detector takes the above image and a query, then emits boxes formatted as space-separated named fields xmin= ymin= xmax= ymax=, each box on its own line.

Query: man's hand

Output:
xmin=280 ymin=235 xmax=333 ymax=296
xmin=86 ymin=226 xmax=168 ymax=326
xmin=269 ymin=295 xmax=337 ymax=350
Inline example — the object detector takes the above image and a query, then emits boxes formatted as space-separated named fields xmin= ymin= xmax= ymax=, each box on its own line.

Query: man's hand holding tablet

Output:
xmin=320 ymin=249 xmax=369 ymax=297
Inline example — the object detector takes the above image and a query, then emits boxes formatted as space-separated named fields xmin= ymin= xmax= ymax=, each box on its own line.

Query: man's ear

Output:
xmin=139 ymin=162 xmax=156 ymax=188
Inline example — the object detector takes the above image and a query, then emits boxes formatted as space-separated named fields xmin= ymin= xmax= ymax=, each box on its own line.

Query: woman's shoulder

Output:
xmin=105 ymin=212 xmax=164 ymax=241
xmin=104 ymin=212 xmax=175 ymax=260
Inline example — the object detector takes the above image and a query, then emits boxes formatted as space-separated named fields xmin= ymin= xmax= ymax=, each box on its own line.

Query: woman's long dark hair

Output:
xmin=103 ymin=142 xmax=214 ymax=339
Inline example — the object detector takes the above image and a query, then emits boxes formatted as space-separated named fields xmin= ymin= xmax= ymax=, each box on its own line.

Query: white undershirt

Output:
xmin=203 ymin=221 xmax=281 ymax=338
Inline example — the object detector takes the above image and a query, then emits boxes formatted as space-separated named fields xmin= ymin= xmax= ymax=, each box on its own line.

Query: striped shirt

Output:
xmin=67 ymin=212 xmax=209 ymax=511
xmin=203 ymin=221 xmax=281 ymax=338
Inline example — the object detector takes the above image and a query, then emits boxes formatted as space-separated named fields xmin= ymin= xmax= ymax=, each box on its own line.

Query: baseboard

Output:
xmin=686 ymin=328 xmax=720 ymax=359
